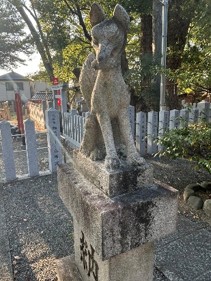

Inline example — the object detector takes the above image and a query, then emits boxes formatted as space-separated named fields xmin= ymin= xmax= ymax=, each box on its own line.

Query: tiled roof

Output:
xmin=0 ymin=71 xmax=31 ymax=81
xmin=31 ymin=92 xmax=53 ymax=101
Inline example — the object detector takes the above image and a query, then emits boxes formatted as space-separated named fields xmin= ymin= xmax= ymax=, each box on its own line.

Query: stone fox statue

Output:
xmin=79 ymin=3 xmax=145 ymax=170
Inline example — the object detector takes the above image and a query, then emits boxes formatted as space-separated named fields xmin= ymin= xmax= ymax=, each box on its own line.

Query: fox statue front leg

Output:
xmin=117 ymin=108 xmax=146 ymax=166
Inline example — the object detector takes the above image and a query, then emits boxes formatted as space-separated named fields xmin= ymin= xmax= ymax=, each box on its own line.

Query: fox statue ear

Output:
xmin=90 ymin=3 xmax=106 ymax=27
xmin=113 ymin=4 xmax=130 ymax=32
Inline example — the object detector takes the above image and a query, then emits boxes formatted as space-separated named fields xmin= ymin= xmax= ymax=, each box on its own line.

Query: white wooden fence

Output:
xmin=0 ymin=108 xmax=63 ymax=182
xmin=63 ymin=106 xmax=136 ymax=148
xmin=1 ymin=101 xmax=209 ymax=182
xmin=62 ymin=100 xmax=211 ymax=156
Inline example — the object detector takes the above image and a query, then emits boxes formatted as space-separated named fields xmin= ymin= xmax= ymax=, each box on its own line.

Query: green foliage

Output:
xmin=0 ymin=0 xmax=33 ymax=68
xmin=158 ymin=122 xmax=211 ymax=173
xmin=6 ymin=0 xmax=210 ymax=103
xmin=53 ymin=40 xmax=91 ymax=82
xmin=167 ymin=0 xmax=211 ymax=95
xmin=102 ymin=0 xmax=152 ymax=14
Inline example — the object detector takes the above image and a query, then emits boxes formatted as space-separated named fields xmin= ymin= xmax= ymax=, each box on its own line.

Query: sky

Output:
xmin=0 ymin=52 xmax=41 ymax=77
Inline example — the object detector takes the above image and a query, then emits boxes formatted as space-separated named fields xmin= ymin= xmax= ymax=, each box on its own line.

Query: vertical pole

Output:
xmin=169 ymin=109 xmax=180 ymax=130
xmin=197 ymin=100 xmax=210 ymax=122
xmin=128 ymin=105 xmax=135 ymax=138
xmin=147 ymin=111 xmax=158 ymax=155
xmin=160 ymin=0 xmax=168 ymax=111
xmin=136 ymin=112 xmax=147 ymax=157
xmin=15 ymin=92 xmax=25 ymax=145
xmin=158 ymin=110 xmax=169 ymax=152
xmin=0 ymin=121 xmax=16 ymax=181
xmin=24 ymin=119 xmax=39 ymax=177
xmin=60 ymin=83 xmax=68 ymax=132
xmin=46 ymin=108 xmax=63 ymax=173
xmin=179 ymin=109 xmax=189 ymax=128
xmin=189 ymin=108 xmax=199 ymax=124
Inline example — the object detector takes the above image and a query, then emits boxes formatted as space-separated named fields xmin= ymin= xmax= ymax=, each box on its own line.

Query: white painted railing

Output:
xmin=0 ymin=108 xmax=63 ymax=182
xmin=62 ymin=106 xmax=135 ymax=148
xmin=63 ymin=110 xmax=86 ymax=148
xmin=1 ymin=101 xmax=209 ymax=182
xmin=62 ymin=101 xmax=211 ymax=156
xmin=136 ymin=100 xmax=211 ymax=156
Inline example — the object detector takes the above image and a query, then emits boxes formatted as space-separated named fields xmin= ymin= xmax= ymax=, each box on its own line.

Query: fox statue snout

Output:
xmin=91 ymin=25 xmax=125 ymax=70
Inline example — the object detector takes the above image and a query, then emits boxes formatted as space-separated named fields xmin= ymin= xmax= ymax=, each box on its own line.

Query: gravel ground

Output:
xmin=1 ymin=145 xmax=211 ymax=280
xmin=1 ymin=174 xmax=73 ymax=281
xmin=147 ymin=156 xmax=211 ymax=225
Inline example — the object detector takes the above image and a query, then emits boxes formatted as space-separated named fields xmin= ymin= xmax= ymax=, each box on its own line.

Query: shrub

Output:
xmin=157 ymin=122 xmax=211 ymax=173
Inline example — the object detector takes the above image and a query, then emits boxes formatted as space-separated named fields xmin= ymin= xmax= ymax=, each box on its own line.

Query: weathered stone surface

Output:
xmin=56 ymin=256 xmax=82 ymax=281
xmin=73 ymin=150 xmax=153 ymax=197
xmin=200 ymin=181 xmax=211 ymax=190
xmin=79 ymin=3 xmax=145 ymax=170
xmin=58 ymin=164 xmax=178 ymax=260
xmin=203 ymin=199 xmax=211 ymax=216
xmin=0 ymin=121 xmax=16 ymax=181
xmin=24 ymin=119 xmax=39 ymax=177
xmin=46 ymin=108 xmax=63 ymax=172
xmin=187 ymin=195 xmax=203 ymax=210
xmin=183 ymin=186 xmax=195 ymax=202
xmin=74 ymin=224 xmax=154 ymax=281
xmin=185 ymin=183 xmax=202 ymax=192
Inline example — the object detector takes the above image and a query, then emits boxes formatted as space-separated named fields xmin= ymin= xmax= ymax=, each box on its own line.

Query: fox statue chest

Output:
xmin=91 ymin=70 xmax=130 ymax=117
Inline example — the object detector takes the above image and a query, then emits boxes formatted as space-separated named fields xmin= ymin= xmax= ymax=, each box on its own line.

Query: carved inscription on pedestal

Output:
xmin=80 ymin=231 xmax=99 ymax=281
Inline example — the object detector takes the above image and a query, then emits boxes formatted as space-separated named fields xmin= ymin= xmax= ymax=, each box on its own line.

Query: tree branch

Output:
xmin=9 ymin=0 xmax=54 ymax=80
xmin=75 ymin=3 xmax=91 ymax=42
xmin=63 ymin=0 xmax=91 ymax=42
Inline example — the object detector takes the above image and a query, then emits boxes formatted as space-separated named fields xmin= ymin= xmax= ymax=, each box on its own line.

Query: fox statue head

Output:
xmin=90 ymin=3 xmax=130 ymax=70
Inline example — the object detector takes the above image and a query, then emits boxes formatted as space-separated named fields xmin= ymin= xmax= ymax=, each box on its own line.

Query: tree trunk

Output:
xmin=10 ymin=0 xmax=54 ymax=81
xmin=166 ymin=0 xmax=200 ymax=109
xmin=152 ymin=0 xmax=162 ymax=111
xmin=141 ymin=14 xmax=152 ymax=55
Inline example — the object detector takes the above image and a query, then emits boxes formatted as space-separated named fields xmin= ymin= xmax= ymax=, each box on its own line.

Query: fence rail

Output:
xmin=62 ymin=100 xmax=211 ymax=156
xmin=0 ymin=101 xmax=210 ymax=182
xmin=0 ymin=108 xmax=63 ymax=182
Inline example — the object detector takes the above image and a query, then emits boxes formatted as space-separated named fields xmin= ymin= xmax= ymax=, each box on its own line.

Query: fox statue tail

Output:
xmin=79 ymin=53 xmax=97 ymax=111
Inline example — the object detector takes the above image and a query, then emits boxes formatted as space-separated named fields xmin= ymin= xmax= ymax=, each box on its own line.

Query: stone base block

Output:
xmin=56 ymin=239 xmax=154 ymax=281
xmin=73 ymin=150 xmax=153 ymax=197
xmin=56 ymin=256 xmax=82 ymax=281
xmin=58 ymin=164 xmax=178 ymax=260
xmin=73 ymin=223 xmax=155 ymax=281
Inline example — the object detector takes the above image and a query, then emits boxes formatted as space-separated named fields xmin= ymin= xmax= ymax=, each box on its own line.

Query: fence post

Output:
xmin=189 ymin=108 xmax=199 ymax=124
xmin=128 ymin=105 xmax=135 ymax=138
xmin=0 ymin=121 xmax=16 ymax=181
xmin=147 ymin=111 xmax=158 ymax=155
xmin=158 ymin=110 xmax=170 ymax=152
xmin=179 ymin=109 xmax=189 ymax=128
xmin=197 ymin=100 xmax=210 ymax=122
xmin=60 ymin=84 xmax=68 ymax=131
xmin=136 ymin=112 xmax=147 ymax=156
xmin=61 ymin=84 xmax=68 ymax=114
xmin=80 ymin=116 xmax=86 ymax=143
xmin=46 ymin=108 xmax=63 ymax=172
xmin=169 ymin=109 xmax=180 ymax=130
xmin=42 ymin=101 xmax=47 ymax=123
xmin=24 ymin=119 xmax=39 ymax=177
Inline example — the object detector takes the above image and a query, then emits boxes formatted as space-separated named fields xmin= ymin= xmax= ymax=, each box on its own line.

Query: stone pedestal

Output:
xmin=56 ymin=151 xmax=178 ymax=281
